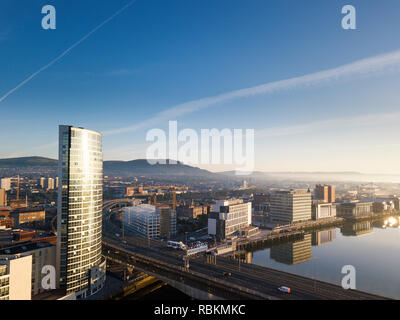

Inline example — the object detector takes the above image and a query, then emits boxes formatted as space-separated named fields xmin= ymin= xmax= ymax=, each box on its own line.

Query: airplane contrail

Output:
xmin=104 ymin=48 xmax=400 ymax=136
xmin=0 ymin=0 xmax=136 ymax=104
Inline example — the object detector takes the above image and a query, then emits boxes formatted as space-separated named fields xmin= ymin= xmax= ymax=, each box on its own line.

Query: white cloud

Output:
xmin=256 ymin=112 xmax=400 ymax=138
xmin=104 ymin=49 xmax=400 ymax=136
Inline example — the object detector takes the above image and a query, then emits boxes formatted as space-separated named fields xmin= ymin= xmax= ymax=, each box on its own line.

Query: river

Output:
xmin=246 ymin=216 xmax=400 ymax=299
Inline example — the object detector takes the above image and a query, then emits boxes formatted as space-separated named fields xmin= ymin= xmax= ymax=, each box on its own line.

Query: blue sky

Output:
xmin=1 ymin=0 xmax=400 ymax=173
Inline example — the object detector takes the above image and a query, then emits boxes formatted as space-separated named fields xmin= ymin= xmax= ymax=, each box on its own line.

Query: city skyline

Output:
xmin=1 ymin=1 xmax=400 ymax=174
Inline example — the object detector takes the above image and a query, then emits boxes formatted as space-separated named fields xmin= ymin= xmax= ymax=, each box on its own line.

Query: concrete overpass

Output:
xmin=102 ymin=201 xmax=389 ymax=300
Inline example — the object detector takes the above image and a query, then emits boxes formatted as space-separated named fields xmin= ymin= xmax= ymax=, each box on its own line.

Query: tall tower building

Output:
xmin=56 ymin=125 xmax=106 ymax=299
xmin=314 ymin=184 xmax=335 ymax=203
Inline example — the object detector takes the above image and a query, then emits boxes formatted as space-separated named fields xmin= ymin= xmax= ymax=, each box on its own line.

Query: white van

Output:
xmin=278 ymin=286 xmax=291 ymax=293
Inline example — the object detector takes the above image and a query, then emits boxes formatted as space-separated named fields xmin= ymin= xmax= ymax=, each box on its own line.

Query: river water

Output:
xmin=246 ymin=216 xmax=400 ymax=299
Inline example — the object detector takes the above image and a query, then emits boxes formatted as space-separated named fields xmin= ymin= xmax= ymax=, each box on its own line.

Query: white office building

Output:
xmin=312 ymin=202 xmax=336 ymax=220
xmin=123 ymin=204 xmax=176 ymax=239
xmin=0 ymin=242 xmax=56 ymax=297
xmin=0 ymin=255 xmax=32 ymax=300
xmin=208 ymin=199 xmax=252 ymax=240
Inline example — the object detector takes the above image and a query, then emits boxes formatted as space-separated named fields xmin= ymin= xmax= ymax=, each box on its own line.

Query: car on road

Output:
xmin=277 ymin=286 xmax=291 ymax=293
xmin=122 ymin=240 xmax=127 ymax=244
xmin=222 ymin=272 xmax=232 ymax=277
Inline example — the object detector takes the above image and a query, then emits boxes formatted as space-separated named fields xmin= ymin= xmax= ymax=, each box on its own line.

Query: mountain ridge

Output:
xmin=0 ymin=156 xmax=214 ymax=177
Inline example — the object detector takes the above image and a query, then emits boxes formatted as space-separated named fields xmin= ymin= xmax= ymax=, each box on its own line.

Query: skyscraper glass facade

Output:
xmin=57 ymin=125 xmax=105 ymax=298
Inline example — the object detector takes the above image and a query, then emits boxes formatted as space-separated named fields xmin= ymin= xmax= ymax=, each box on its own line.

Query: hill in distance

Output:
xmin=0 ymin=156 xmax=57 ymax=167
xmin=0 ymin=156 xmax=213 ymax=177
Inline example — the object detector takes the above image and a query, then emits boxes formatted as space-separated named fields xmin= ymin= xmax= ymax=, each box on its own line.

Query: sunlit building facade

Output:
xmin=57 ymin=125 xmax=106 ymax=299
xmin=270 ymin=190 xmax=312 ymax=225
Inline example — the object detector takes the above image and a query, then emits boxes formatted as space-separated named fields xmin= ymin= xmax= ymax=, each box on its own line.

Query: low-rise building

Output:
xmin=176 ymin=203 xmax=208 ymax=219
xmin=336 ymin=201 xmax=373 ymax=218
xmin=0 ymin=241 xmax=57 ymax=297
xmin=0 ymin=255 xmax=32 ymax=300
xmin=0 ymin=216 xmax=14 ymax=229
xmin=312 ymin=201 xmax=336 ymax=220
xmin=11 ymin=208 xmax=46 ymax=225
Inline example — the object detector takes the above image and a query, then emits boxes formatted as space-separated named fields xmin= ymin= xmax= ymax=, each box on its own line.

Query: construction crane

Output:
xmin=16 ymin=175 xmax=20 ymax=201
xmin=172 ymin=186 xmax=176 ymax=211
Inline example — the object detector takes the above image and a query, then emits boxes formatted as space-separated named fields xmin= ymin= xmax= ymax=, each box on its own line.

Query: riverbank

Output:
xmin=343 ymin=211 xmax=399 ymax=222
xmin=235 ymin=212 xmax=397 ymax=252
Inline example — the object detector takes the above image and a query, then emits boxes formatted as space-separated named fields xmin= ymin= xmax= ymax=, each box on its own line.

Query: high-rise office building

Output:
xmin=314 ymin=184 xmax=335 ymax=203
xmin=56 ymin=125 xmax=106 ymax=299
xmin=270 ymin=189 xmax=312 ymax=225
xmin=0 ymin=255 xmax=32 ymax=300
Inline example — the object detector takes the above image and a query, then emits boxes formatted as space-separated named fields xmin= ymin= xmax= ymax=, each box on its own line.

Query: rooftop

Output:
xmin=0 ymin=241 xmax=54 ymax=255
xmin=124 ymin=204 xmax=157 ymax=216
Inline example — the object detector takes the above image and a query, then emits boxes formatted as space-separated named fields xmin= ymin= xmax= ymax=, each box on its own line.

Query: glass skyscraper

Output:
xmin=56 ymin=125 xmax=106 ymax=299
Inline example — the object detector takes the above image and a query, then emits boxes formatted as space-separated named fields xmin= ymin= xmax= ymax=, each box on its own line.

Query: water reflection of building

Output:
xmin=341 ymin=221 xmax=373 ymax=236
xmin=373 ymin=216 xmax=400 ymax=229
xmin=270 ymin=233 xmax=312 ymax=265
xmin=311 ymin=229 xmax=336 ymax=246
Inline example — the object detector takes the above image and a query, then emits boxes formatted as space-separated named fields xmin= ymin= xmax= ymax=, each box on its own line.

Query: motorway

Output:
xmin=102 ymin=200 xmax=388 ymax=300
